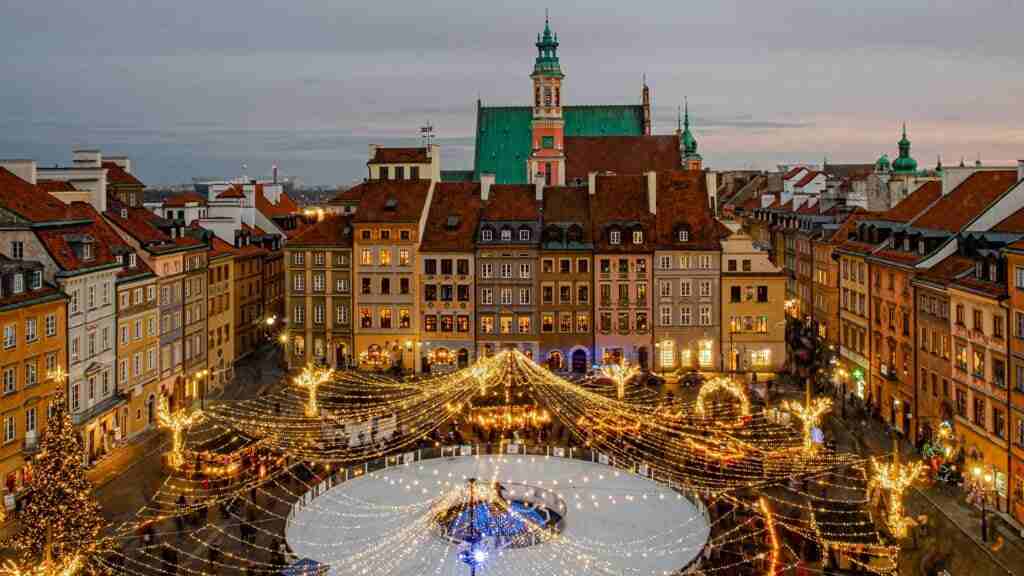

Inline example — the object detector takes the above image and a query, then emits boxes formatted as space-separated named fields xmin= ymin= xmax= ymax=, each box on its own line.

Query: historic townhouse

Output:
xmin=949 ymin=250 xmax=1011 ymax=512
xmin=720 ymin=229 xmax=786 ymax=374
xmin=284 ymin=215 xmax=355 ymax=369
xmin=91 ymin=211 xmax=160 ymax=441
xmin=0 ymin=256 xmax=66 ymax=497
xmin=837 ymin=243 xmax=874 ymax=403
xmin=232 ymin=231 xmax=267 ymax=361
xmin=591 ymin=173 xmax=655 ymax=368
xmin=104 ymin=204 xmax=205 ymax=413
xmin=262 ymin=249 xmax=284 ymax=339
xmin=813 ymin=213 xmax=864 ymax=348
xmin=352 ymin=180 xmax=432 ymax=371
xmin=1005 ymin=236 xmax=1024 ymax=524
xmin=652 ymin=171 xmax=723 ymax=373
xmin=0 ymin=163 xmax=129 ymax=463
xmin=539 ymin=185 xmax=593 ymax=373
xmin=911 ymin=255 xmax=971 ymax=438
xmin=206 ymin=239 xmax=236 ymax=391
xmin=475 ymin=179 xmax=541 ymax=360
xmin=182 ymin=249 xmax=209 ymax=404
xmin=418 ymin=183 xmax=481 ymax=373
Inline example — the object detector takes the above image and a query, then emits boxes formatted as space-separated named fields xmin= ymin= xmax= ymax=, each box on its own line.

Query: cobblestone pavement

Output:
xmin=95 ymin=346 xmax=288 ymax=528
xmin=822 ymin=391 xmax=1024 ymax=576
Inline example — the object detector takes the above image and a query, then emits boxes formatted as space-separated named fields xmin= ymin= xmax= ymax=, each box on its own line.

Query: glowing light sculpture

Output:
xmin=156 ymin=396 xmax=204 ymax=468
xmin=783 ymin=396 xmax=832 ymax=454
xmin=599 ymin=361 xmax=639 ymax=400
xmin=292 ymin=363 xmax=334 ymax=418
xmin=694 ymin=376 xmax=751 ymax=419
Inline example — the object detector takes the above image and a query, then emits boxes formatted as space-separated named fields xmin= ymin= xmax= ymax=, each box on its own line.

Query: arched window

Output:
xmin=566 ymin=224 xmax=583 ymax=243
xmin=500 ymin=227 xmax=512 ymax=241
xmin=481 ymin=226 xmax=494 ymax=242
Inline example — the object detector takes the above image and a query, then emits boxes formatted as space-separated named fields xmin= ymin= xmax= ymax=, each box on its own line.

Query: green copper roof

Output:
xmin=680 ymin=99 xmax=700 ymax=159
xmin=875 ymin=153 xmax=891 ymax=171
xmin=533 ymin=16 xmax=563 ymax=78
xmin=473 ymin=104 xmax=645 ymax=184
xmin=892 ymin=123 xmax=917 ymax=173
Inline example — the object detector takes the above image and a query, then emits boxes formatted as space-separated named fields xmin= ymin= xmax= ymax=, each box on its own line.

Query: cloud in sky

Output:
xmin=1 ymin=0 xmax=1022 ymax=185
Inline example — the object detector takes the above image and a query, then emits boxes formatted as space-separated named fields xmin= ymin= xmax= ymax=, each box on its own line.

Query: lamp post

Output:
xmin=834 ymin=366 xmax=848 ymax=419
xmin=972 ymin=465 xmax=996 ymax=542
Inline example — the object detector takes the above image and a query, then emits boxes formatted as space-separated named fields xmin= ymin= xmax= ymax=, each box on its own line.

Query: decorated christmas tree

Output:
xmin=8 ymin=391 xmax=108 ymax=571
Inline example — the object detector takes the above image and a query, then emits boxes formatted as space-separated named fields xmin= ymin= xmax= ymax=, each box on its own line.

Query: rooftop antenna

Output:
xmin=421 ymin=122 xmax=435 ymax=148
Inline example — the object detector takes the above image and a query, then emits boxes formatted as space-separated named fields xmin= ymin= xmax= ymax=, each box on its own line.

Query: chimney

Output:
xmin=368 ymin=144 xmax=379 ymax=162
xmin=587 ymin=172 xmax=597 ymax=196
xmin=534 ymin=175 xmax=545 ymax=202
xmin=0 ymin=160 xmax=37 ymax=185
xmin=272 ymin=164 xmax=278 ymax=184
xmin=106 ymin=156 xmax=131 ymax=173
xmin=1018 ymin=160 xmax=1024 ymax=183
xmin=706 ymin=171 xmax=718 ymax=216
xmin=480 ymin=173 xmax=495 ymax=201
xmin=73 ymin=149 xmax=102 ymax=168
xmin=646 ymin=171 xmax=657 ymax=214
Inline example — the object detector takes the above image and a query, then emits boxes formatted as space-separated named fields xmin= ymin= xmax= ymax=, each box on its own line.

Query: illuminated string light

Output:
xmin=782 ymin=397 xmax=832 ymax=454
xmin=156 ymin=396 xmax=204 ymax=468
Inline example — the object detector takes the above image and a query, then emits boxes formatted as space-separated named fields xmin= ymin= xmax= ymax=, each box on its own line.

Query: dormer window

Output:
xmin=500 ymin=228 xmax=512 ymax=242
xmin=445 ymin=216 xmax=460 ymax=231
xmin=975 ymin=261 xmax=983 ymax=279
xmin=82 ymin=242 xmax=93 ymax=261
xmin=129 ymin=253 xmax=137 ymax=268
xmin=679 ymin=230 xmax=689 ymax=242
xmin=12 ymin=274 xmax=23 ymax=294
xmin=383 ymin=198 xmax=398 ymax=211
xmin=518 ymin=227 xmax=531 ymax=242
xmin=121 ymin=208 xmax=128 ymax=219
xmin=632 ymin=230 xmax=644 ymax=244
xmin=989 ymin=262 xmax=997 ymax=282
xmin=902 ymin=238 xmax=909 ymax=251
xmin=917 ymin=242 xmax=925 ymax=256
xmin=610 ymin=230 xmax=621 ymax=245
xmin=31 ymin=271 xmax=41 ymax=290
xmin=481 ymin=228 xmax=493 ymax=242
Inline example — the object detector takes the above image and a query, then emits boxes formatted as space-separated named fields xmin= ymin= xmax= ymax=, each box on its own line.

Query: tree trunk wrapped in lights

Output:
xmin=598 ymin=362 xmax=638 ymax=400
xmin=292 ymin=364 xmax=334 ymax=418
xmin=782 ymin=396 xmax=832 ymax=454
xmin=156 ymin=396 xmax=204 ymax=468
xmin=6 ymin=392 xmax=108 ymax=574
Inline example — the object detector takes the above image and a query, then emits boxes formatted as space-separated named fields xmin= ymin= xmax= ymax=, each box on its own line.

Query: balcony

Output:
xmin=879 ymin=364 xmax=899 ymax=381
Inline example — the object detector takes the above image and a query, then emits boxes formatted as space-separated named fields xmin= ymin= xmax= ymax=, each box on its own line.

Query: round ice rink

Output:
xmin=286 ymin=454 xmax=710 ymax=575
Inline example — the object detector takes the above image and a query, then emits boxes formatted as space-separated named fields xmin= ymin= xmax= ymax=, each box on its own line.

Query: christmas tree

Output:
xmin=8 ymin=391 xmax=108 ymax=571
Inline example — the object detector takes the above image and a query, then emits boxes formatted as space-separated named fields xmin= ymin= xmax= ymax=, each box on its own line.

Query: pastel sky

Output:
xmin=2 ymin=0 xmax=1022 ymax=186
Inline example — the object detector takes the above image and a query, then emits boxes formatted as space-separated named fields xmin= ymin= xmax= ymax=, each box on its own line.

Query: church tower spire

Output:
xmin=681 ymin=98 xmax=702 ymax=170
xmin=529 ymin=12 xmax=566 ymax=186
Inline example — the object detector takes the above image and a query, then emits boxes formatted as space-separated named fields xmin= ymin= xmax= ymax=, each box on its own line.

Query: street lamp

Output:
xmin=972 ymin=465 xmax=996 ymax=542
xmin=834 ymin=366 xmax=849 ymax=418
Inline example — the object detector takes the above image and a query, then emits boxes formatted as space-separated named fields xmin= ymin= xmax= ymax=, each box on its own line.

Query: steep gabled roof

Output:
xmin=163 ymin=191 xmax=208 ymax=207
xmin=991 ymin=203 xmax=1024 ymax=233
xmin=368 ymin=147 xmax=430 ymax=165
xmin=420 ymin=183 xmax=483 ymax=252
xmin=0 ymin=168 xmax=71 ymax=222
xmin=67 ymin=202 xmax=154 ymax=279
xmin=878 ymin=181 xmax=941 ymax=224
xmin=783 ymin=166 xmax=806 ymax=180
xmin=914 ymin=254 xmax=974 ymax=286
xmin=480 ymin=185 xmax=539 ymax=221
xmin=351 ymin=179 xmax=432 ymax=223
xmin=589 ymin=173 xmax=655 ymax=252
xmin=911 ymin=171 xmax=1017 ymax=232
xmin=287 ymin=215 xmax=355 ymax=248
xmin=36 ymin=179 xmax=77 ymax=193
xmin=563 ymin=135 xmax=680 ymax=183
xmin=655 ymin=170 xmax=722 ymax=250
xmin=793 ymin=171 xmax=821 ymax=188
xmin=102 ymin=162 xmax=144 ymax=188
xmin=215 ymin=185 xmax=246 ymax=199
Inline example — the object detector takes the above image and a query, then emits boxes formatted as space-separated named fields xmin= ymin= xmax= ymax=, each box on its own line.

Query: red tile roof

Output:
xmin=368 ymin=147 xmax=430 ymax=165
xmin=35 ymin=223 xmax=120 ymax=272
xmin=878 ymin=181 xmax=940 ymax=223
xmin=329 ymin=186 xmax=364 ymax=205
xmin=67 ymin=202 xmax=156 ymax=279
xmin=951 ymin=276 xmax=1008 ymax=299
xmin=793 ymin=171 xmax=821 ymax=188
xmin=0 ymin=168 xmax=71 ymax=222
xmin=590 ymin=173 xmax=655 ymax=252
xmin=351 ymin=179 xmax=432 ymax=223
xmin=420 ymin=183 xmax=483 ymax=252
xmin=837 ymin=240 xmax=878 ymax=256
xmin=779 ymin=200 xmax=794 ymax=212
xmin=740 ymin=196 xmax=761 ymax=211
xmin=102 ymin=162 xmax=144 ymax=188
xmin=820 ymin=211 xmax=867 ymax=244
xmin=36 ymin=179 xmax=77 ymax=193
xmin=796 ymin=200 xmax=819 ymax=215
xmin=542 ymin=186 xmax=591 ymax=232
xmin=563 ymin=135 xmax=680 ymax=183
xmin=480 ymin=185 xmax=540 ymax=221
xmin=871 ymin=249 xmax=923 ymax=266
xmin=991 ymin=203 xmax=1024 ymax=233
xmin=655 ymin=170 xmax=722 ymax=250
xmin=783 ymin=167 xmax=806 ymax=180
xmin=255 ymin=185 xmax=299 ymax=219
xmin=104 ymin=204 xmax=170 ymax=245
xmin=163 ymin=191 xmax=207 ymax=207
xmin=286 ymin=215 xmax=354 ymax=248
xmin=915 ymin=254 xmax=974 ymax=285
xmin=911 ymin=171 xmax=1017 ymax=232
xmin=215 ymin=185 xmax=246 ymax=199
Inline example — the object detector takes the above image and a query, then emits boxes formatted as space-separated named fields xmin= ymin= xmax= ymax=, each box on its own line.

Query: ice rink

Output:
xmin=286 ymin=454 xmax=710 ymax=575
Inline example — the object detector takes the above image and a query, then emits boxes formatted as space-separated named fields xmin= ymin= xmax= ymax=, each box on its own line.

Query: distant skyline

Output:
xmin=2 ymin=0 xmax=1022 ymax=186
